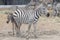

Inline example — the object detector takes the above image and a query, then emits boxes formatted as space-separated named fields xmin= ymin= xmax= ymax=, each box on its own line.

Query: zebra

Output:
xmin=55 ymin=3 xmax=60 ymax=17
xmin=53 ymin=3 xmax=57 ymax=17
xmin=6 ymin=5 xmax=46 ymax=37
xmin=6 ymin=12 xmax=17 ymax=35
xmin=7 ymin=8 xmax=41 ymax=37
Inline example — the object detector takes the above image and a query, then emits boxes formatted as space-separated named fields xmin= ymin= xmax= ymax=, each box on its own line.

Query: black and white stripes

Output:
xmin=12 ymin=8 xmax=41 ymax=23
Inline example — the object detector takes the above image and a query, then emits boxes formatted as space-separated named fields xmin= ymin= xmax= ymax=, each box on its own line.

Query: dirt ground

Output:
xmin=0 ymin=10 xmax=60 ymax=40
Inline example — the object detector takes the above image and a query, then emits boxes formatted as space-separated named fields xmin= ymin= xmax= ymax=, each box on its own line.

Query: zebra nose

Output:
xmin=6 ymin=21 xmax=9 ymax=23
xmin=46 ymin=13 xmax=50 ymax=17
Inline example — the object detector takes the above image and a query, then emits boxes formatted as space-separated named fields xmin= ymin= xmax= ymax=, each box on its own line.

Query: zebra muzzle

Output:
xmin=46 ymin=13 xmax=50 ymax=17
xmin=6 ymin=21 xmax=9 ymax=23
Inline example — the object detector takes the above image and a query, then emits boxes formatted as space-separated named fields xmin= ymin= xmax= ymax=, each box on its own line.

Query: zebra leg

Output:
xmin=15 ymin=23 xmax=18 ymax=37
xmin=15 ymin=23 xmax=22 ymax=37
xmin=17 ymin=23 xmax=22 ymax=36
xmin=14 ymin=22 xmax=19 ymax=37
xmin=12 ymin=23 xmax=15 ymax=36
xmin=28 ymin=24 xmax=31 ymax=33
xmin=26 ymin=24 xmax=31 ymax=38
xmin=33 ymin=23 xmax=37 ymax=38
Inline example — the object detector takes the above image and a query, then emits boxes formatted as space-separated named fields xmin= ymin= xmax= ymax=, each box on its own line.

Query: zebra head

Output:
xmin=6 ymin=12 xmax=14 ymax=24
xmin=35 ymin=4 xmax=46 ymax=17
xmin=35 ymin=3 xmax=50 ymax=17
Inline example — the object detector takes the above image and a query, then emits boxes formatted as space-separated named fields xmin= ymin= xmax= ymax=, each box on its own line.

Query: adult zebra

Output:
xmin=6 ymin=5 xmax=42 ymax=37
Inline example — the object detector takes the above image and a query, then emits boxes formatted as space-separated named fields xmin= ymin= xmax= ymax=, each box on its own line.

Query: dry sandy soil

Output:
xmin=0 ymin=9 xmax=60 ymax=40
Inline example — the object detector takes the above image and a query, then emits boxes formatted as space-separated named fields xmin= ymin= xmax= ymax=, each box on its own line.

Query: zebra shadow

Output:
xmin=0 ymin=30 xmax=59 ymax=39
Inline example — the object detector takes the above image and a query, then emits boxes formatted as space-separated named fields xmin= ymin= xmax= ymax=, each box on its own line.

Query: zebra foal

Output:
xmin=6 ymin=12 xmax=17 ymax=36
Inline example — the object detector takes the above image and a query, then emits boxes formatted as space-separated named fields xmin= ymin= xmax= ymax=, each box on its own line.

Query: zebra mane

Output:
xmin=34 ymin=4 xmax=41 ymax=10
